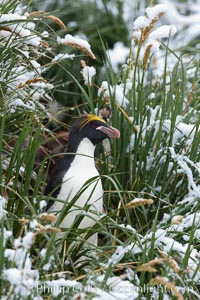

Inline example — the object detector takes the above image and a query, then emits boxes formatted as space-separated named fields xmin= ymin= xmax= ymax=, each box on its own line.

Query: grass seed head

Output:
xmin=39 ymin=213 xmax=57 ymax=222
xmin=18 ymin=77 xmax=47 ymax=88
xmin=171 ymin=215 xmax=183 ymax=224
xmin=46 ymin=15 xmax=66 ymax=31
xmin=151 ymin=276 xmax=184 ymax=300
xmin=125 ymin=198 xmax=154 ymax=209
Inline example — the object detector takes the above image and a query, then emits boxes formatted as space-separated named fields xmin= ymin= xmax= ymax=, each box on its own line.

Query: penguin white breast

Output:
xmin=49 ymin=138 xmax=103 ymax=230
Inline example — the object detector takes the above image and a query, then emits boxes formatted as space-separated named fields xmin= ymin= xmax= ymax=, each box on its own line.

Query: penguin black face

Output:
xmin=69 ymin=114 xmax=120 ymax=146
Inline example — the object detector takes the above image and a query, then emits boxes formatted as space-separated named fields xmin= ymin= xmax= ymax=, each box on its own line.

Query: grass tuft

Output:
xmin=0 ymin=0 xmax=200 ymax=299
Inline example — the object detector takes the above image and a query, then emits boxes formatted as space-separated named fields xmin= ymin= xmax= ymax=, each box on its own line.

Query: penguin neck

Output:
xmin=68 ymin=137 xmax=96 ymax=168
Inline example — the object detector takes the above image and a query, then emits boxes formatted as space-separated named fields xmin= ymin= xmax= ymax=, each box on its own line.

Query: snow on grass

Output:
xmin=39 ymin=200 xmax=47 ymax=211
xmin=3 ymin=266 xmax=40 ymax=298
xmin=80 ymin=65 xmax=96 ymax=86
xmin=133 ymin=4 xmax=168 ymax=32
xmin=149 ymin=25 xmax=177 ymax=40
xmin=42 ymin=254 xmax=55 ymax=271
xmin=106 ymin=42 xmax=130 ymax=73
xmin=133 ymin=16 xmax=151 ymax=31
xmin=143 ymin=39 xmax=161 ymax=54
xmin=127 ymin=106 xmax=198 ymax=152
xmin=0 ymin=3 xmax=82 ymax=116
xmin=10 ymin=24 xmax=41 ymax=46
xmin=169 ymin=147 xmax=200 ymax=196
xmin=0 ymin=196 xmax=7 ymax=219
xmin=171 ymin=212 xmax=200 ymax=241
xmin=45 ymin=278 xmax=81 ymax=297
xmin=107 ymin=242 xmax=142 ymax=266
xmin=1 ymin=1 xmax=200 ymax=299
xmin=3 ymin=268 xmax=25 ymax=285
xmin=149 ymin=92 xmax=156 ymax=99
xmin=3 ymin=230 xmax=40 ymax=299
xmin=172 ymin=122 xmax=197 ymax=146
xmin=0 ymin=13 xmax=41 ymax=47
xmin=52 ymin=53 xmax=76 ymax=62
xmin=22 ymin=232 xmax=35 ymax=249
xmin=93 ymin=276 xmax=139 ymax=300
xmin=163 ymin=118 xmax=197 ymax=148
xmin=8 ymin=98 xmax=35 ymax=112
xmin=98 ymin=81 xmax=129 ymax=108
xmin=146 ymin=4 xmax=168 ymax=20
xmin=57 ymin=34 xmax=96 ymax=59
xmin=0 ymin=13 xmax=27 ymax=22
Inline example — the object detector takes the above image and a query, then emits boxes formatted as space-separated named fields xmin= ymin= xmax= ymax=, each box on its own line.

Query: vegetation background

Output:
xmin=0 ymin=0 xmax=200 ymax=299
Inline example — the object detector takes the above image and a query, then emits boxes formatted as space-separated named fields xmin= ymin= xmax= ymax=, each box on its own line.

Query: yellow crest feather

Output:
xmin=77 ymin=114 xmax=106 ymax=129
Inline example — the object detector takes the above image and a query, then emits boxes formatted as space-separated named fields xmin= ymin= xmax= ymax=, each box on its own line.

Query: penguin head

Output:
xmin=69 ymin=114 xmax=120 ymax=146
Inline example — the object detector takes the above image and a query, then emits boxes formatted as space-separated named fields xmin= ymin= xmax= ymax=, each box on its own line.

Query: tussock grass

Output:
xmin=0 ymin=1 xmax=200 ymax=299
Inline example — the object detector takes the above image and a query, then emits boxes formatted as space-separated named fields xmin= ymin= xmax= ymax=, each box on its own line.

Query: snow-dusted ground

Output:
xmin=1 ymin=1 xmax=200 ymax=299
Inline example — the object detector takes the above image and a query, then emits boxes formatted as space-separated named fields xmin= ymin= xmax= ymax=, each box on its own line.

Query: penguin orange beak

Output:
xmin=96 ymin=125 xmax=120 ymax=139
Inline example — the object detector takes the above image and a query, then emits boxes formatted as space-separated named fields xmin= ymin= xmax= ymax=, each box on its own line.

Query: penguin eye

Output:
xmin=90 ymin=123 xmax=98 ymax=129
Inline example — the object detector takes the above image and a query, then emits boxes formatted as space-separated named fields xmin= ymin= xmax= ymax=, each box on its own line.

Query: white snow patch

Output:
xmin=57 ymin=34 xmax=95 ymax=58
xmin=40 ymin=248 xmax=47 ymax=258
xmin=145 ymin=39 xmax=161 ymax=53
xmin=30 ymin=219 xmax=38 ymax=229
xmin=39 ymin=200 xmax=47 ymax=210
xmin=149 ymin=92 xmax=156 ymax=99
xmin=149 ymin=25 xmax=177 ymax=40
xmin=45 ymin=278 xmax=81 ymax=297
xmin=4 ymin=249 xmax=16 ymax=261
xmin=98 ymin=81 xmax=129 ymax=108
xmin=52 ymin=53 xmax=75 ymax=62
xmin=81 ymin=65 xmax=96 ymax=86
xmin=41 ymin=31 xmax=49 ymax=38
xmin=107 ymin=42 xmax=129 ymax=73
xmin=0 ymin=13 xmax=27 ymax=22
xmin=108 ymin=242 xmax=142 ymax=265
xmin=3 ymin=268 xmax=23 ymax=285
xmin=0 ymin=196 xmax=7 ymax=219
xmin=146 ymin=4 xmax=168 ymax=20
xmin=133 ymin=16 xmax=151 ymax=31
xmin=169 ymin=147 xmax=200 ymax=196
xmin=22 ymin=232 xmax=35 ymax=249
